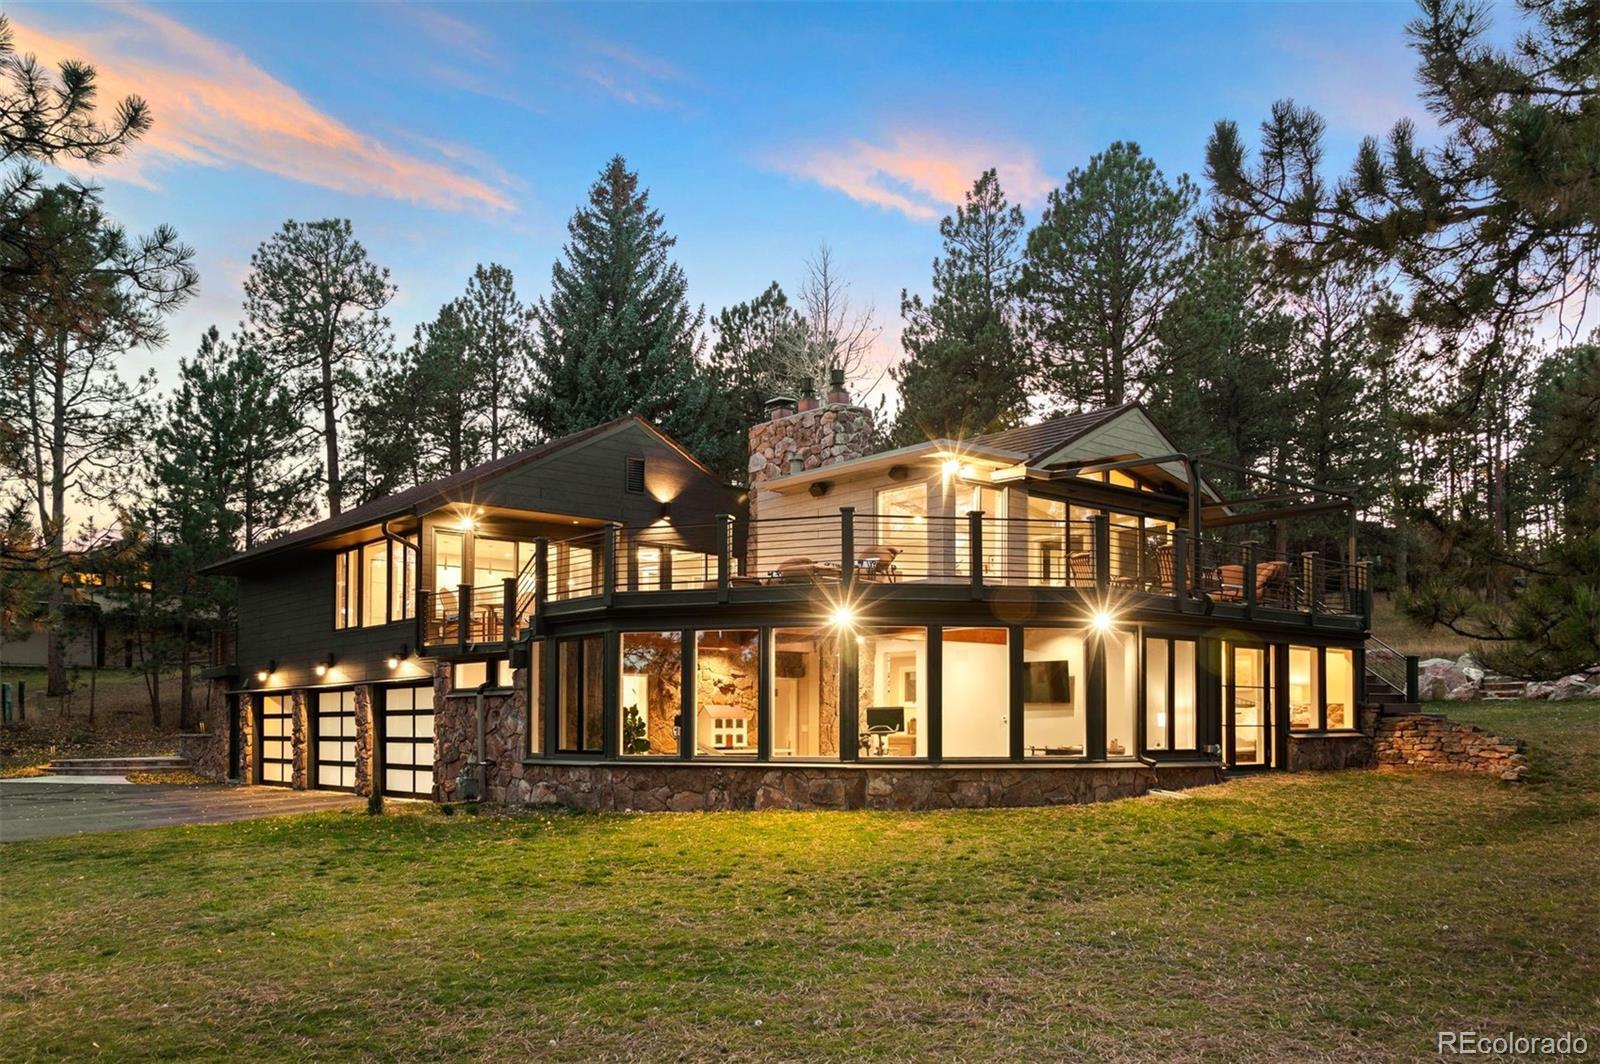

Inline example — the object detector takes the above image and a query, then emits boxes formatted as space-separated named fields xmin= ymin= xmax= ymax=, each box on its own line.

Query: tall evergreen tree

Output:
xmin=701 ymin=282 xmax=809 ymax=481
xmin=524 ymin=156 xmax=709 ymax=450
xmin=458 ymin=263 xmax=532 ymax=459
xmin=243 ymin=218 xmax=394 ymax=517
xmin=1022 ymin=142 xmax=1196 ymax=410
xmin=347 ymin=302 xmax=479 ymax=501
xmin=892 ymin=169 xmax=1030 ymax=445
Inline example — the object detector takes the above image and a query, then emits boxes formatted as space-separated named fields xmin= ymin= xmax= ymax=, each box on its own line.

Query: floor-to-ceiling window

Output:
xmin=771 ymin=627 xmax=841 ymax=759
xmin=953 ymin=484 xmax=1004 ymax=579
xmin=1228 ymin=645 xmax=1269 ymax=766
xmin=1025 ymin=496 xmax=1068 ymax=586
xmin=526 ymin=641 xmax=544 ymax=756
xmin=1326 ymin=647 xmax=1355 ymax=729
xmin=695 ymin=630 xmax=759 ymax=756
xmin=1022 ymin=628 xmax=1087 ymax=757
xmin=620 ymin=632 xmax=681 ymax=756
xmin=1143 ymin=636 xmax=1197 ymax=753
xmin=876 ymin=483 xmax=929 ymax=576
xmin=942 ymin=627 xmax=1011 ymax=757
xmin=1103 ymin=629 xmax=1139 ymax=758
xmin=1289 ymin=645 xmax=1321 ymax=731
xmin=557 ymin=635 xmax=605 ymax=753
xmin=858 ymin=627 xmax=927 ymax=757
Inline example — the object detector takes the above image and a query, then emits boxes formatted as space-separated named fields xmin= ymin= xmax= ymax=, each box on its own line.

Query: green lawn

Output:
xmin=3 ymin=702 xmax=1598 ymax=1061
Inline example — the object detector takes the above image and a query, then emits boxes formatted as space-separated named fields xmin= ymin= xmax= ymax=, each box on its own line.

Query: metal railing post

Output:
xmin=1172 ymin=529 xmax=1189 ymax=613
xmin=1302 ymin=552 xmax=1318 ymax=626
xmin=501 ymin=577 xmax=516 ymax=646
xmin=1405 ymin=655 xmax=1420 ymax=704
xmin=1244 ymin=541 xmax=1259 ymax=619
xmin=716 ymin=513 xmax=733 ymax=602
xmin=967 ymin=510 xmax=983 ymax=599
xmin=840 ymin=506 xmax=856 ymax=592
xmin=1357 ymin=559 xmax=1372 ymax=627
xmin=1091 ymin=514 xmax=1110 ymax=591
xmin=602 ymin=523 xmax=620 ymax=608
xmin=457 ymin=583 xmax=471 ymax=650
xmin=533 ymin=538 xmax=548 ymax=637
xmin=416 ymin=588 xmax=429 ymax=649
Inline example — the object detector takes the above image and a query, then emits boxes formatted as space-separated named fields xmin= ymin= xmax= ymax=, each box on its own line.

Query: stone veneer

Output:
xmin=505 ymin=761 xmax=1222 ymax=812
xmin=1374 ymin=713 xmax=1529 ymax=781
xmin=1285 ymin=704 xmax=1381 ymax=771
xmin=433 ymin=668 xmax=526 ymax=803
xmin=177 ymin=677 xmax=234 ymax=781
xmin=746 ymin=400 xmax=875 ymax=514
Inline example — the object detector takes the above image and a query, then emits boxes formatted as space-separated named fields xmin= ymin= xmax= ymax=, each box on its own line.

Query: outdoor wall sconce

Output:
xmin=386 ymin=645 xmax=409 ymax=670
xmin=658 ymin=501 xmax=672 ymax=520
xmin=887 ymin=464 xmax=910 ymax=481
xmin=255 ymin=660 xmax=277 ymax=683
xmin=808 ymin=481 xmax=831 ymax=498
xmin=314 ymin=655 xmax=336 ymax=678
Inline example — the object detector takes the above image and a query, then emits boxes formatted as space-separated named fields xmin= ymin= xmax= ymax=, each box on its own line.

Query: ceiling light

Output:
xmin=830 ymin=605 xmax=855 ymax=628
xmin=1091 ymin=609 xmax=1114 ymax=633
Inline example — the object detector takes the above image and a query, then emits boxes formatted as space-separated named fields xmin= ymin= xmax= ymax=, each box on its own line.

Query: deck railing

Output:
xmin=417 ymin=509 xmax=1368 ymax=647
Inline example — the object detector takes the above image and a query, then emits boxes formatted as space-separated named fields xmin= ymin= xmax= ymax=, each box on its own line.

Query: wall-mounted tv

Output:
xmin=1023 ymin=660 xmax=1071 ymax=704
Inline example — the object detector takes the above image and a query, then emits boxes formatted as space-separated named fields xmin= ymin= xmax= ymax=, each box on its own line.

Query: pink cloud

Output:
xmin=7 ymin=5 xmax=516 ymax=214
xmin=778 ymin=132 xmax=1056 ymax=221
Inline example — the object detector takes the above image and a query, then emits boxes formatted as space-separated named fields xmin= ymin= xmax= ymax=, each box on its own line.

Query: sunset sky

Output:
xmin=9 ymin=1 xmax=1440 ymax=403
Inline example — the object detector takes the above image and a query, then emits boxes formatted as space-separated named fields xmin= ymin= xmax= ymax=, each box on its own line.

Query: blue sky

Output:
xmin=11 ymin=1 xmax=1439 ymax=405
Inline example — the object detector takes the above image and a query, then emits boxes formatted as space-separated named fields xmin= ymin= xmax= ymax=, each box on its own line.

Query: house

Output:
xmin=194 ymin=381 xmax=1387 ymax=810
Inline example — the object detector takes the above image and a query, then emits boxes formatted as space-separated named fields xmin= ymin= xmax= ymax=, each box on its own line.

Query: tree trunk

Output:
xmin=178 ymin=614 xmax=195 ymax=731
xmin=321 ymin=346 xmax=341 ymax=516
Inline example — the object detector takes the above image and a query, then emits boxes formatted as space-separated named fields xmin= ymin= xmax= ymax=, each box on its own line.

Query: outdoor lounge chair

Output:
xmin=1153 ymin=542 xmax=1176 ymax=591
xmin=766 ymin=557 xmax=843 ymax=584
xmin=1214 ymin=559 xmax=1291 ymax=606
xmin=855 ymin=544 xmax=901 ymax=583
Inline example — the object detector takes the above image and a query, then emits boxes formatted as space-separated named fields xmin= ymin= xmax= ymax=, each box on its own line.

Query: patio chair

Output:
xmin=1154 ymin=543 xmax=1176 ymax=592
xmin=855 ymin=544 xmax=902 ymax=583
xmin=1067 ymin=551 xmax=1095 ymax=587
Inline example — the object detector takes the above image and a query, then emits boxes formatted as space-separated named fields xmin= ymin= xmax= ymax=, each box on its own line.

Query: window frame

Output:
xmin=333 ymin=534 xmax=418 ymax=631
xmin=1141 ymin=634 xmax=1200 ymax=755
xmin=555 ymin=634 xmax=606 ymax=755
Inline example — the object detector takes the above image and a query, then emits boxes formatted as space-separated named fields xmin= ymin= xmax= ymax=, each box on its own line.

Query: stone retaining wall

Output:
xmin=1375 ymin=713 xmax=1528 ymax=781
xmin=503 ymin=761 xmax=1223 ymax=812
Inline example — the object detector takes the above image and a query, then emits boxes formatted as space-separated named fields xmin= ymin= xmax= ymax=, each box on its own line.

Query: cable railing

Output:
xmin=416 ymin=510 xmax=1369 ymax=647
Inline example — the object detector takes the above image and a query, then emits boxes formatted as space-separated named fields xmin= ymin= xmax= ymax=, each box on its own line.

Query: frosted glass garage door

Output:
xmin=316 ymin=690 xmax=357 ymax=790
xmin=382 ymin=684 xmax=434 ymax=798
xmin=258 ymin=694 xmax=293 ymax=785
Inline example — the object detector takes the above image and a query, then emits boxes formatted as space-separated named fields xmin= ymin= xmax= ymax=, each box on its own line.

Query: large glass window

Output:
xmin=556 ymin=540 xmax=597 ymax=599
xmin=1289 ymin=645 xmax=1320 ymax=730
xmin=954 ymin=484 xmax=1004 ymax=579
xmin=669 ymin=548 xmax=713 ymax=590
xmin=1025 ymin=496 xmax=1068 ymax=586
xmin=1144 ymin=637 xmax=1197 ymax=752
xmin=857 ymin=627 xmax=927 ymax=758
xmin=557 ymin=635 xmax=604 ymax=753
xmin=1104 ymin=629 xmax=1138 ymax=759
xmin=876 ymin=483 xmax=929 ymax=573
xmin=634 ymin=546 xmax=662 ymax=591
xmin=435 ymin=530 xmax=465 ymax=593
xmin=942 ymin=627 xmax=1010 ymax=757
xmin=695 ymin=630 xmax=759 ymax=756
xmin=1326 ymin=647 xmax=1355 ymax=729
xmin=1022 ymin=628 xmax=1086 ymax=758
xmin=335 ymin=537 xmax=417 ymax=630
xmin=1228 ymin=645 xmax=1269 ymax=766
xmin=771 ymin=627 xmax=841 ymax=759
xmin=473 ymin=537 xmax=520 ymax=589
xmin=620 ymin=632 xmax=682 ymax=756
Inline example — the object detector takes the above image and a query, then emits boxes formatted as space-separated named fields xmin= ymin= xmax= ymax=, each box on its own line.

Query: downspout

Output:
xmin=475 ymin=681 xmax=489 ymax=799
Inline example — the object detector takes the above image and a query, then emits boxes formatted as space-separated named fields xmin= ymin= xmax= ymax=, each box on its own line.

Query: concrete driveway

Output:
xmin=0 ymin=781 xmax=363 ymax=842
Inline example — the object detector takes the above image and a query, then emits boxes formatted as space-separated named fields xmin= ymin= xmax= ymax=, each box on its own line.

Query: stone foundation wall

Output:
xmin=505 ymin=761 xmax=1222 ymax=812
xmin=353 ymin=684 xmax=375 ymax=798
xmin=238 ymin=687 xmax=256 ymax=784
xmin=434 ymin=671 xmax=527 ymax=803
xmin=1287 ymin=733 xmax=1375 ymax=771
xmin=177 ymin=678 xmax=234 ymax=781
xmin=1375 ymin=713 xmax=1528 ymax=781
xmin=290 ymin=690 xmax=311 ymax=790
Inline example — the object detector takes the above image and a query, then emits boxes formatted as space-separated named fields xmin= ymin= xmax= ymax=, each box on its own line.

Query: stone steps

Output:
xmin=47 ymin=756 xmax=192 ymax=776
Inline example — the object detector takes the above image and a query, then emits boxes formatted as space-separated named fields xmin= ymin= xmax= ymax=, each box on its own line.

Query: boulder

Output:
xmin=1524 ymin=681 xmax=1556 ymax=700
xmin=1549 ymin=674 xmax=1596 ymax=701
xmin=1418 ymin=658 xmax=1479 ymax=701
xmin=1455 ymin=653 xmax=1487 ymax=683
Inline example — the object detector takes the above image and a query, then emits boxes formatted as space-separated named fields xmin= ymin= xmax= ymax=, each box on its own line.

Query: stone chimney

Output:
xmin=746 ymin=370 xmax=874 ymax=510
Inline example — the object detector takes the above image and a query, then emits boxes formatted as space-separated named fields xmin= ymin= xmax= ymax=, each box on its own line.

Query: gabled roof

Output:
xmin=970 ymin=404 xmax=1134 ymax=465
xmin=203 ymin=415 xmax=702 ymax=575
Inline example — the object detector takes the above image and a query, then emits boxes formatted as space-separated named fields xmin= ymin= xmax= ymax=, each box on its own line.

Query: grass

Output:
xmin=3 ymin=701 xmax=1598 ymax=1062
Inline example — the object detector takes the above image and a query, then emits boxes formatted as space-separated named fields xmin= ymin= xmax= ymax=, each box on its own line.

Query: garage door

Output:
xmin=382 ymin=684 xmax=434 ymax=798
xmin=315 ymin=690 xmax=357 ymax=790
xmin=258 ymin=694 xmax=293 ymax=785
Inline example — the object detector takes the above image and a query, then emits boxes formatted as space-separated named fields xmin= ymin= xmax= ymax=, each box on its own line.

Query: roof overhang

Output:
xmin=756 ymin=438 xmax=1031 ymax=494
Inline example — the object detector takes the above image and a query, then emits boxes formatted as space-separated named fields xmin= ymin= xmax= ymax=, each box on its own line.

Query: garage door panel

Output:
xmin=312 ymin=690 xmax=358 ymax=793
xmin=381 ymin=684 xmax=434 ymax=798
xmin=257 ymin=694 xmax=294 ymax=787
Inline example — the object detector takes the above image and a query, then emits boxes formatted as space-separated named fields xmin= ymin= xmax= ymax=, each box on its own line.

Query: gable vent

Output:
xmin=625 ymin=456 xmax=646 ymax=494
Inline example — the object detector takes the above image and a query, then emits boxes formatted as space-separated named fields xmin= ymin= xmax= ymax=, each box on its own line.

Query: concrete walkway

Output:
xmin=0 ymin=782 xmax=363 ymax=842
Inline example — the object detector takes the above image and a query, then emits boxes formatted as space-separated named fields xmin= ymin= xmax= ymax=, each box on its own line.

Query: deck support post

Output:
xmin=1172 ymin=530 xmax=1189 ymax=613
xmin=602 ymin=523 xmax=619 ymax=608
xmin=533 ymin=538 xmax=549 ymax=638
xmin=1244 ymin=541 xmax=1258 ymax=620
xmin=457 ymin=583 xmax=471 ymax=651
xmin=1302 ymin=552 xmax=1318 ymax=627
xmin=1091 ymin=514 xmax=1110 ymax=591
xmin=840 ymin=506 xmax=856 ymax=594
xmin=716 ymin=514 xmax=733 ymax=602
xmin=501 ymin=577 xmax=516 ymax=646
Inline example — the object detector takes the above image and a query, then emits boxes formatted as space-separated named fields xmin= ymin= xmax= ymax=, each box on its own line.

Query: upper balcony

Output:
xmin=414 ymin=509 xmax=1370 ymax=654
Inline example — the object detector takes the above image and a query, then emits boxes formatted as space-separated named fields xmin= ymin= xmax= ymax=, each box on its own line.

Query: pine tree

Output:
xmin=347 ymin=302 xmax=479 ymax=501
xmin=243 ymin=218 xmax=394 ymax=517
xmin=458 ymin=263 xmax=532 ymax=459
xmin=893 ymin=169 xmax=1030 ymax=445
xmin=1022 ymin=142 xmax=1196 ymax=410
xmin=524 ymin=156 xmax=709 ymax=449
xmin=701 ymin=282 xmax=809 ymax=480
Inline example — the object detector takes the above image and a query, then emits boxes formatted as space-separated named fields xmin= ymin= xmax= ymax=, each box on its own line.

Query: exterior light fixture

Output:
xmin=830 ymin=605 xmax=856 ymax=628
xmin=387 ymin=645 xmax=409 ymax=670
xmin=314 ymin=654 xmax=335 ymax=678
xmin=458 ymin=513 xmax=477 ymax=531
xmin=659 ymin=501 xmax=672 ymax=521
xmin=941 ymin=458 xmax=961 ymax=478
xmin=1091 ymin=609 xmax=1115 ymax=634
xmin=255 ymin=660 xmax=277 ymax=684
